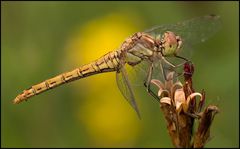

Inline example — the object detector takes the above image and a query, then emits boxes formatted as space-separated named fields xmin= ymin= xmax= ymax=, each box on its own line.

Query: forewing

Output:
xmin=145 ymin=15 xmax=221 ymax=45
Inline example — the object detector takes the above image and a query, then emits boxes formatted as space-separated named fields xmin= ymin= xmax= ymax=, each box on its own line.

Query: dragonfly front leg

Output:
xmin=161 ymin=56 xmax=192 ymax=81
xmin=144 ymin=62 xmax=160 ymax=102
xmin=174 ymin=54 xmax=189 ymax=62
xmin=161 ymin=57 xmax=176 ymax=81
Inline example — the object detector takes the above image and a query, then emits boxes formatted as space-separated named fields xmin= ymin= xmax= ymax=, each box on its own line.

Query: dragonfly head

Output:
xmin=161 ymin=31 xmax=182 ymax=56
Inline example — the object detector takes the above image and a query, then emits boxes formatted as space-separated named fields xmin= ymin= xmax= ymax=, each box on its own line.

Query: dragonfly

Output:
xmin=13 ymin=15 xmax=221 ymax=118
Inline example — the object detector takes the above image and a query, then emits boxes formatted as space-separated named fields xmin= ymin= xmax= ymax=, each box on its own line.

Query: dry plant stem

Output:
xmin=160 ymin=103 xmax=193 ymax=148
xmin=155 ymin=62 xmax=219 ymax=148
xmin=193 ymin=105 xmax=219 ymax=148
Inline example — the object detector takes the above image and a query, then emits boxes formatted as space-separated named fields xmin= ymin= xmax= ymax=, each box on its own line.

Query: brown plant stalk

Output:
xmin=151 ymin=62 xmax=219 ymax=148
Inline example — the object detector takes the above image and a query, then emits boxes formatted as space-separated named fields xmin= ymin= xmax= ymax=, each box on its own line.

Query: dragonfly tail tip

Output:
xmin=13 ymin=96 xmax=22 ymax=104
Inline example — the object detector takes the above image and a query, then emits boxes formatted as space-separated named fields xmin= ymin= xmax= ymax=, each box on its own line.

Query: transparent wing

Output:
xmin=124 ymin=60 xmax=150 ymax=87
xmin=145 ymin=15 xmax=221 ymax=45
xmin=118 ymin=41 xmax=153 ymax=87
xmin=116 ymin=65 xmax=141 ymax=119
xmin=151 ymin=57 xmax=180 ymax=83
xmin=116 ymin=57 xmax=181 ymax=105
xmin=145 ymin=15 xmax=221 ymax=61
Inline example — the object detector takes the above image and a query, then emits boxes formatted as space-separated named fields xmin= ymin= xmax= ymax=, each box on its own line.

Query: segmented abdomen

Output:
xmin=13 ymin=50 xmax=122 ymax=104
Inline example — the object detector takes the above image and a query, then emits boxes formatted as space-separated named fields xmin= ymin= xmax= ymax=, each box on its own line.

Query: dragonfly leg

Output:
xmin=174 ymin=55 xmax=192 ymax=69
xmin=161 ymin=56 xmax=193 ymax=81
xmin=174 ymin=55 xmax=194 ymax=74
xmin=144 ymin=63 xmax=160 ymax=102
xmin=161 ymin=56 xmax=176 ymax=68
xmin=161 ymin=57 xmax=178 ymax=81
xmin=174 ymin=54 xmax=189 ymax=62
xmin=173 ymin=56 xmax=194 ymax=78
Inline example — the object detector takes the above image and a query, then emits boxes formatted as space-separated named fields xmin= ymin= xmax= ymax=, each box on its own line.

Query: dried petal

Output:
xmin=160 ymin=97 xmax=171 ymax=105
xmin=171 ymin=81 xmax=183 ymax=96
xmin=184 ymin=92 xmax=202 ymax=113
xmin=174 ymin=88 xmax=186 ymax=113
xmin=165 ymin=72 xmax=175 ymax=89
xmin=151 ymin=79 xmax=165 ymax=89
xmin=158 ymin=89 xmax=169 ymax=97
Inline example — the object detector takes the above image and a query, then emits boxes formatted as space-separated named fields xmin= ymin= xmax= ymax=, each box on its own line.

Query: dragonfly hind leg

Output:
xmin=144 ymin=62 xmax=160 ymax=102
xmin=144 ymin=82 xmax=160 ymax=102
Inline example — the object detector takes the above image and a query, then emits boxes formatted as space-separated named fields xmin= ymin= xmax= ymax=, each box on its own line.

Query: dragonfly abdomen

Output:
xmin=13 ymin=50 xmax=121 ymax=104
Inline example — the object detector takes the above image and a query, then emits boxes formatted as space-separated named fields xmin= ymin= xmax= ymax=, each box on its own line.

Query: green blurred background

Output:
xmin=1 ymin=1 xmax=239 ymax=148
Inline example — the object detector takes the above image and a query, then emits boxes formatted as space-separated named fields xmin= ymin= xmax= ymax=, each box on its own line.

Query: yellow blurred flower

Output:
xmin=64 ymin=12 xmax=144 ymax=146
